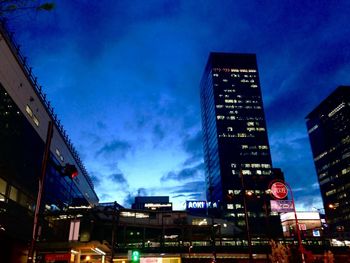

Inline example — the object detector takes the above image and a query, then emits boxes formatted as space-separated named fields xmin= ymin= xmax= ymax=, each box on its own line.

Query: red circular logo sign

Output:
xmin=270 ymin=182 xmax=288 ymax=199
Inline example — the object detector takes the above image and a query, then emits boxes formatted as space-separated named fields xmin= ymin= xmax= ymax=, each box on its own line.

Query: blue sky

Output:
xmin=6 ymin=0 xmax=350 ymax=210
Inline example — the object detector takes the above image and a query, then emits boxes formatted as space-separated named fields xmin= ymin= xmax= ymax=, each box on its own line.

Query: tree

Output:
xmin=0 ymin=0 xmax=54 ymax=17
xmin=270 ymin=240 xmax=291 ymax=263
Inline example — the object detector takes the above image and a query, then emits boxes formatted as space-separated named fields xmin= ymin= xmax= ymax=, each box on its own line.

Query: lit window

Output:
xmin=308 ymin=124 xmax=319 ymax=134
xmin=25 ymin=105 xmax=33 ymax=117
xmin=227 ymin=204 xmax=234 ymax=210
xmin=9 ymin=186 xmax=18 ymax=201
xmin=33 ymin=115 xmax=39 ymax=126
xmin=0 ymin=177 xmax=7 ymax=196
xmin=258 ymin=145 xmax=268 ymax=150
xmin=325 ymin=189 xmax=336 ymax=196
xmin=328 ymin=103 xmax=345 ymax=117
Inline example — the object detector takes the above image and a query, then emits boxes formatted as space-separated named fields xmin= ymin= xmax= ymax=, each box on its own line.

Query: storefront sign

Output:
xmin=270 ymin=200 xmax=294 ymax=212
xmin=45 ymin=253 xmax=71 ymax=261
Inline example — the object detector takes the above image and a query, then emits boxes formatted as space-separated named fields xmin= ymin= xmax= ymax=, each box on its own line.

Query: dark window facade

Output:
xmin=306 ymin=86 xmax=350 ymax=234
xmin=0 ymin=83 xmax=89 ymax=245
xmin=200 ymin=53 xmax=280 ymax=236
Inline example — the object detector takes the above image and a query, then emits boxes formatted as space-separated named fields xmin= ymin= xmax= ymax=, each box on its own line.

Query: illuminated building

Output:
xmin=0 ymin=21 xmax=98 ymax=261
xmin=280 ymin=212 xmax=322 ymax=238
xmin=132 ymin=196 xmax=173 ymax=211
xmin=306 ymin=86 xmax=350 ymax=236
xmin=200 ymin=52 xmax=281 ymax=236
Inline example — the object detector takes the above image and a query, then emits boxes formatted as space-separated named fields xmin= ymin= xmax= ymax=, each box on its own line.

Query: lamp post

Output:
xmin=188 ymin=245 xmax=192 ymax=258
xmin=110 ymin=201 xmax=119 ymax=263
xmin=283 ymin=181 xmax=305 ymax=263
xmin=240 ymin=171 xmax=253 ymax=262
xmin=161 ymin=213 xmax=171 ymax=251
xmin=27 ymin=121 xmax=53 ymax=263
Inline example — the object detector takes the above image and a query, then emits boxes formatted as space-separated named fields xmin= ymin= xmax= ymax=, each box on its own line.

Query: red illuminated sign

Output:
xmin=45 ymin=253 xmax=71 ymax=261
xmin=270 ymin=182 xmax=288 ymax=199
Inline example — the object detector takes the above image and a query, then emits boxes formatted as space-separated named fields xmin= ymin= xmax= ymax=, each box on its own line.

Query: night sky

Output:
xmin=6 ymin=0 xmax=350 ymax=210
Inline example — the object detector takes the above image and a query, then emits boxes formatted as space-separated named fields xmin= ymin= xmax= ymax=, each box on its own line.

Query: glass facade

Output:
xmin=0 ymin=21 xmax=98 ymax=260
xmin=200 ymin=53 xmax=279 ymax=236
xmin=0 ymin=83 xmax=93 ymax=241
xmin=306 ymin=86 xmax=350 ymax=235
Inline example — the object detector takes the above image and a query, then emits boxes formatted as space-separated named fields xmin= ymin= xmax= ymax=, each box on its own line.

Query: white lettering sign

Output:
xmin=187 ymin=201 xmax=207 ymax=209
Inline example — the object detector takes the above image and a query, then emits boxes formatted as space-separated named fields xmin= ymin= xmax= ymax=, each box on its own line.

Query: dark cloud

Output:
xmin=123 ymin=192 xmax=135 ymax=208
xmin=182 ymin=130 xmax=203 ymax=165
xmin=171 ymin=180 xmax=206 ymax=195
xmin=89 ymin=172 xmax=102 ymax=188
xmin=172 ymin=193 xmax=202 ymax=200
xmin=152 ymin=123 xmax=166 ymax=144
xmin=109 ymin=173 xmax=128 ymax=186
xmin=161 ymin=163 xmax=204 ymax=182
xmin=97 ymin=121 xmax=107 ymax=130
xmin=96 ymin=139 xmax=132 ymax=158
xmin=269 ymin=130 xmax=318 ymax=191
xmin=136 ymin=188 xmax=148 ymax=196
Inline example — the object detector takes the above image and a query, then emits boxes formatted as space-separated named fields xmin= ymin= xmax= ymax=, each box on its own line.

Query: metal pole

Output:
xmin=240 ymin=171 xmax=253 ymax=262
xmin=111 ymin=201 xmax=117 ymax=263
xmin=27 ymin=121 xmax=53 ymax=263
xmin=284 ymin=181 xmax=305 ymax=263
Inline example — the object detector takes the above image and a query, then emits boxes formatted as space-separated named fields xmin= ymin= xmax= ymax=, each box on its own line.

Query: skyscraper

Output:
xmin=200 ymin=53 xmax=279 ymax=236
xmin=306 ymin=86 xmax=350 ymax=236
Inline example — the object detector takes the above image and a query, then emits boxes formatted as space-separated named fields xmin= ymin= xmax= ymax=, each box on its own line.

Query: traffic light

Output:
xmin=131 ymin=250 xmax=140 ymax=263
xmin=62 ymin=164 xmax=78 ymax=179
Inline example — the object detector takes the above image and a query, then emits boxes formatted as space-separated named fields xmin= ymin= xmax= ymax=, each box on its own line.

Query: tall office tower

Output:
xmin=0 ymin=22 xmax=98 ymax=261
xmin=200 ymin=53 xmax=280 ymax=236
xmin=306 ymin=86 xmax=350 ymax=236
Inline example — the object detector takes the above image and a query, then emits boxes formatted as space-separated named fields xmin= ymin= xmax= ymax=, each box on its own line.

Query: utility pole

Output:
xmin=111 ymin=201 xmax=119 ymax=263
xmin=27 ymin=121 xmax=53 ymax=263
xmin=240 ymin=170 xmax=253 ymax=262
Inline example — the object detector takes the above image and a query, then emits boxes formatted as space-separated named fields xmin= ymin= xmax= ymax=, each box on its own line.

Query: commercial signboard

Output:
xmin=45 ymin=253 xmax=71 ymax=261
xmin=186 ymin=201 xmax=207 ymax=209
xmin=270 ymin=200 xmax=294 ymax=212
xmin=270 ymin=181 xmax=288 ymax=199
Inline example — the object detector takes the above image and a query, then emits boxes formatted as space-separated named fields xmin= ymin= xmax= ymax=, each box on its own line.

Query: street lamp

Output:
xmin=188 ymin=245 xmax=193 ymax=258
xmin=283 ymin=181 xmax=306 ymax=263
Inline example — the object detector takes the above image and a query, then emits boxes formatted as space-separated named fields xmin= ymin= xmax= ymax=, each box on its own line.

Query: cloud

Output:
xmin=123 ymin=192 xmax=135 ymax=208
xmin=97 ymin=121 xmax=107 ymax=130
xmin=136 ymin=188 xmax=148 ymax=196
xmin=96 ymin=139 xmax=132 ymax=158
xmin=89 ymin=172 xmax=102 ymax=188
xmin=171 ymin=180 xmax=206 ymax=195
xmin=182 ymin=130 xmax=203 ymax=165
xmin=161 ymin=163 xmax=204 ymax=182
xmin=109 ymin=173 xmax=128 ymax=186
